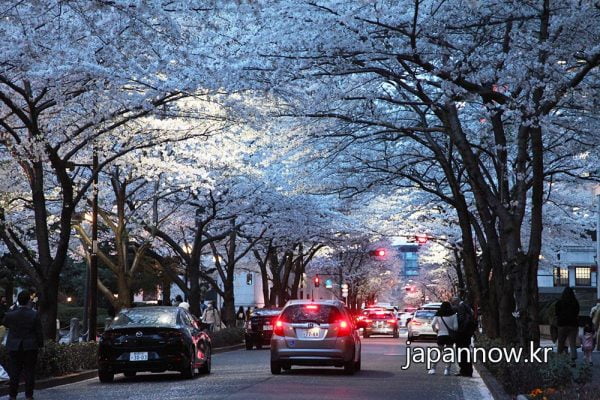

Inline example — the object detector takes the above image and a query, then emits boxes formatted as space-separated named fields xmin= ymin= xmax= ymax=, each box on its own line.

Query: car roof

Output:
xmin=284 ymin=299 xmax=346 ymax=308
xmin=120 ymin=306 xmax=180 ymax=313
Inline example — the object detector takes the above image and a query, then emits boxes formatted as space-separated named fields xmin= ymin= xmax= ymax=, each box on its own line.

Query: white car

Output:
xmin=396 ymin=312 xmax=413 ymax=328
xmin=407 ymin=309 xmax=437 ymax=342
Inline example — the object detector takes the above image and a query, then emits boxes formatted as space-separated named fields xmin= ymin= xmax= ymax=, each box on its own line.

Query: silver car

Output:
xmin=407 ymin=309 xmax=437 ymax=342
xmin=270 ymin=300 xmax=361 ymax=375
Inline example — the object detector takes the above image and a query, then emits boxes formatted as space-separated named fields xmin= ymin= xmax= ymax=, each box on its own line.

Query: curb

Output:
xmin=473 ymin=363 xmax=512 ymax=400
xmin=0 ymin=369 xmax=98 ymax=396
xmin=0 ymin=342 xmax=245 ymax=395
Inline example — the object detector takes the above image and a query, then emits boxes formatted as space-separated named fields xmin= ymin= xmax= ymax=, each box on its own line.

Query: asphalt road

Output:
xmin=37 ymin=332 xmax=493 ymax=400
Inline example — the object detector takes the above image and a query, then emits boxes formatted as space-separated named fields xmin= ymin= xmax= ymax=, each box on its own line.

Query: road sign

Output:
xmin=325 ymin=279 xmax=333 ymax=289
xmin=341 ymin=283 xmax=348 ymax=298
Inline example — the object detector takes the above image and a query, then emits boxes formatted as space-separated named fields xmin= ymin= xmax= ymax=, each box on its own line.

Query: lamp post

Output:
xmin=88 ymin=149 xmax=99 ymax=341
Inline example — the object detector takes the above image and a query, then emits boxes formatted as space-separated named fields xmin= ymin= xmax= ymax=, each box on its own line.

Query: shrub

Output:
xmin=476 ymin=335 xmax=590 ymax=395
xmin=0 ymin=341 xmax=98 ymax=379
xmin=209 ymin=327 xmax=244 ymax=348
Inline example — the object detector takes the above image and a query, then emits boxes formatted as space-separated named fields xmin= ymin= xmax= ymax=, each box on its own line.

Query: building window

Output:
xmin=553 ymin=267 xmax=568 ymax=287
xmin=575 ymin=267 xmax=591 ymax=286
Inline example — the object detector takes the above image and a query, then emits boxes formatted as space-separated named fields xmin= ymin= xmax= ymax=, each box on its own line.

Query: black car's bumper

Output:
xmin=245 ymin=331 xmax=273 ymax=344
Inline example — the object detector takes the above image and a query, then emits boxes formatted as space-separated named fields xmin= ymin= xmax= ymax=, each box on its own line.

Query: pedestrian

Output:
xmin=246 ymin=307 xmax=254 ymax=321
xmin=555 ymin=287 xmax=580 ymax=363
xmin=580 ymin=320 xmax=596 ymax=365
xmin=452 ymin=295 xmax=476 ymax=377
xmin=174 ymin=295 xmax=183 ymax=307
xmin=178 ymin=300 xmax=190 ymax=311
xmin=199 ymin=299 xmax=207 ymax=315
xmin=236 ymin=306 xmax=245 ymax=327
xmin=430 ymin=301 xmax=458 ymax=375
xmin=2 ymin=290 xmax=44 ymax=400
xmin=590 ymin=299 xmax=600 ymax=350
xmin=201 ymin=301 xmax=218 ymax=332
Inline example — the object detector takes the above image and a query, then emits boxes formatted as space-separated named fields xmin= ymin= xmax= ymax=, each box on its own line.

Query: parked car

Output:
xmin=407 ymin=309 xmax=437 ymax=342
xmin=270 ymin=300 xmax=361 ymax=375
xmin=245 ymin=308 xmax=281 ymax=350
xmin=98 ymin=306 xmax=211 ymax=382
xmin=362 ymin=310 xmax=399 ymax=338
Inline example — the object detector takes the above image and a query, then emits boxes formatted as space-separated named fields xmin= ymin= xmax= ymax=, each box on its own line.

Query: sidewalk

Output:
xmin=541 ymin=338 xmax=600 ymax=383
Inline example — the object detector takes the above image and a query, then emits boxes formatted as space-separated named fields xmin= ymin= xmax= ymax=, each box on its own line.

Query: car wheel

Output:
xmin=282 ymin=363 xmax=291 ymax=371
xmin=199 ymin=346 xmax=211 ymax=374
xmin=98 ymin=369 xmax=114 ymax=383
xmin=344 ymin=359 xmax=356 ymax=375
xmin=270 ymin=360 xmax=281 ymax=375
xmin=393 ymin=330 xmax=399 ymax=338
xmin=256 ymin=343 xmax=263 ymax=350
xmin=245 ymin=338 xmax=253 ymax=350
xmin=123 ymin=371 xmax=136 ymax=378
xmin=180 ymin=357 xmax=196 ymax=379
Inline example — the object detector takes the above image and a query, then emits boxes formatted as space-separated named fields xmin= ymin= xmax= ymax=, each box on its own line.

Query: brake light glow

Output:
xmin=410 ymin=320 xmax=422 ymax=326
xmin=305 ymin=305 xmax=319 ymax=310
xmin=387 ymin=319 xmax=397 ymax=324
xmin=364 ymin=319 xmax=372 ymax=323
xmin=274 ymin=319 xmax=284 ymax=336
xmin=337 ymin=320 xmax=351 ymax=336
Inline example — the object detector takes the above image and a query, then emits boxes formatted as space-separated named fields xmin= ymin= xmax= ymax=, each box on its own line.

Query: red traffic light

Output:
xmin=415 ymin=234 xmax=429 ymax=245
xmin=313 ymin=276 xmax=320 ymax=287
xmin=369 ymin=248 xmax=387 ymax=257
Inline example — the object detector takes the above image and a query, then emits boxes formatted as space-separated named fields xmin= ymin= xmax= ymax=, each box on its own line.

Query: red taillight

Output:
xmin=274 ymin=319 xmax=284 ymax=336
xmin=387 ymin=319 xmax=397 ymax=325
xmin=364 ymin=319 xmax=372 ymax=323
xmin=337 ymin=320 xmax=351 ymax=336
xmin=410 ymin=320 xmax=422 ymax=326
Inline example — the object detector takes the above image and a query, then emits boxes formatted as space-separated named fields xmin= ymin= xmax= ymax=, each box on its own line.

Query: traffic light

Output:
xmin=415 ymin=234 xmax=429 ymax=245
xmin=314 ymin=275 xmax=320 ymax=287
xmin=246 ymin=273 xmax=253 ymax=285
xmin=369 ymin=248 xmax=386 ymax=257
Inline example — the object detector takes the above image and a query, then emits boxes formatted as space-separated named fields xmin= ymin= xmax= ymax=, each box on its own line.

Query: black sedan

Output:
xmin=244 ymin=308 xmax=281 ymax=350
xmin=98 ymin=306 xmax=211 ymax=382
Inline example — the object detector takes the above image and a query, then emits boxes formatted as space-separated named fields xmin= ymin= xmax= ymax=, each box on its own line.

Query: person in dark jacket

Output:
xmin=2 ymin=290 xmax=44 ymax=400
xmin=452 ymin=296 xmax=476 ymax=377
xmin=555 ymin=287 xmax=579 ymax=361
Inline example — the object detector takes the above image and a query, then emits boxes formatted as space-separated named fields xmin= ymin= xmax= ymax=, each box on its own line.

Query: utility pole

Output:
xmin=88 ymin=148 xmax=99 ymax=341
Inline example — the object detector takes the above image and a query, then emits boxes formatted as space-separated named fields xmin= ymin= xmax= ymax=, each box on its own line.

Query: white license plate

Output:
xmin=129 ymin=352 xmax=148 ymax=361
xmin=263 ymin=325 xmax=273 ymax=330
xmin=301 ymin=328 xmax=320 ymax=338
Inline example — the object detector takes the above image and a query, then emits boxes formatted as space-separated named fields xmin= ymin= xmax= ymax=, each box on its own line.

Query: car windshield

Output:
xmin=414 ymin=310 xmax=436 ymax=320
xmin=281 ymin=305 xmax=341 ymax=324
xmin=111 ymin=308 xmax=178 ymax=327
xmin=368 ymin=312 xmax=394 ymax=319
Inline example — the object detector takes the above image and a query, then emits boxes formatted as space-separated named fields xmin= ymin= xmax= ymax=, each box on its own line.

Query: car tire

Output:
xmin=180 ymin=357 xmax=196 ymax=379
xmin=123 ymin=371 xmax=136 ymax=378
xmin=256 ymin=343 xmax=263 ymax=350
xmin=270 ymin=360 xmax=281 ymax=375
xmin=245 ymin=338 xmax=253 ymax=350
xmin=355 ymin=357 xmax=361 ymax=371
xmin=282 ymin=363 xmax=291 ymax=371
xmin=98 ymin=369 xmax=114 ymax=383
xmin=393 ymin=330 xmax=399 ymax=338
xmin=199 ymin=346 xmax=211 ymax=374
xmin=344 ymin=359 xmax=356 ymax=375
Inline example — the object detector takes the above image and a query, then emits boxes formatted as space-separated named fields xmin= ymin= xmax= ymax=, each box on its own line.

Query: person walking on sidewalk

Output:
xmin=580 ymin=320 xmax=596 ymax=365
xmin=201 ymin=301 xmax=219 ymax=332
xmin=452 ymin=295 xmax=476 ymax=377
xmin=555 ymin=287 xmax=580 ymax=363
xmin=430 ymin=301 xmax=458 ymax=376
xmin=590 ymin=299 xmax=600 ymax=350
xmin=3 ymin=290 xmax=44 ymax=400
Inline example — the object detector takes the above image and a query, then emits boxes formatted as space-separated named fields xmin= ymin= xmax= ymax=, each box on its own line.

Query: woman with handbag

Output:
xmin=429 ymin=301 xmax=458 ymax=375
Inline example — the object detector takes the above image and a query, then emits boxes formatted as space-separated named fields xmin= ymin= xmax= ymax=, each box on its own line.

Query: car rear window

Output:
xmin=368 ymin=312 xmax=394 ymax=319
xmin=281 ymin=305 xmax=342 ymax=324
xmin=414 ymin=310 xmax=436 ymax=320
xmin=112 ymin=308 xmax=178 ymax=327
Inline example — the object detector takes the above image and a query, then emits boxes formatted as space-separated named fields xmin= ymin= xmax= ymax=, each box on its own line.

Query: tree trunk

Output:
xmin=222 ymin=281 xmax=235 ymax=327
xmin=38 ymin=276 xmax=59 ymax=341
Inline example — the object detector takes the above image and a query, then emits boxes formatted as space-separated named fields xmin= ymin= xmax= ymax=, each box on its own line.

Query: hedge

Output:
xmin=208 ymin=327 xmax=244 ymax=348
xmin=476 ymin=335 xmax=592 ymax=396
xmin=0 ymin=341 xmax=98 ymax=379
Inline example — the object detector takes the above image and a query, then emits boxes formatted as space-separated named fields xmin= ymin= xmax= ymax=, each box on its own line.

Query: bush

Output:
xmin=57 ymin=304 xmax=108 ymax=328
xmin=209 ymin=327 xmax=244 ymax=348
xmin=476 ymin=335 xmax=590 ymax=396
xmin=0 ymin=341 xmax=98 ymax=379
